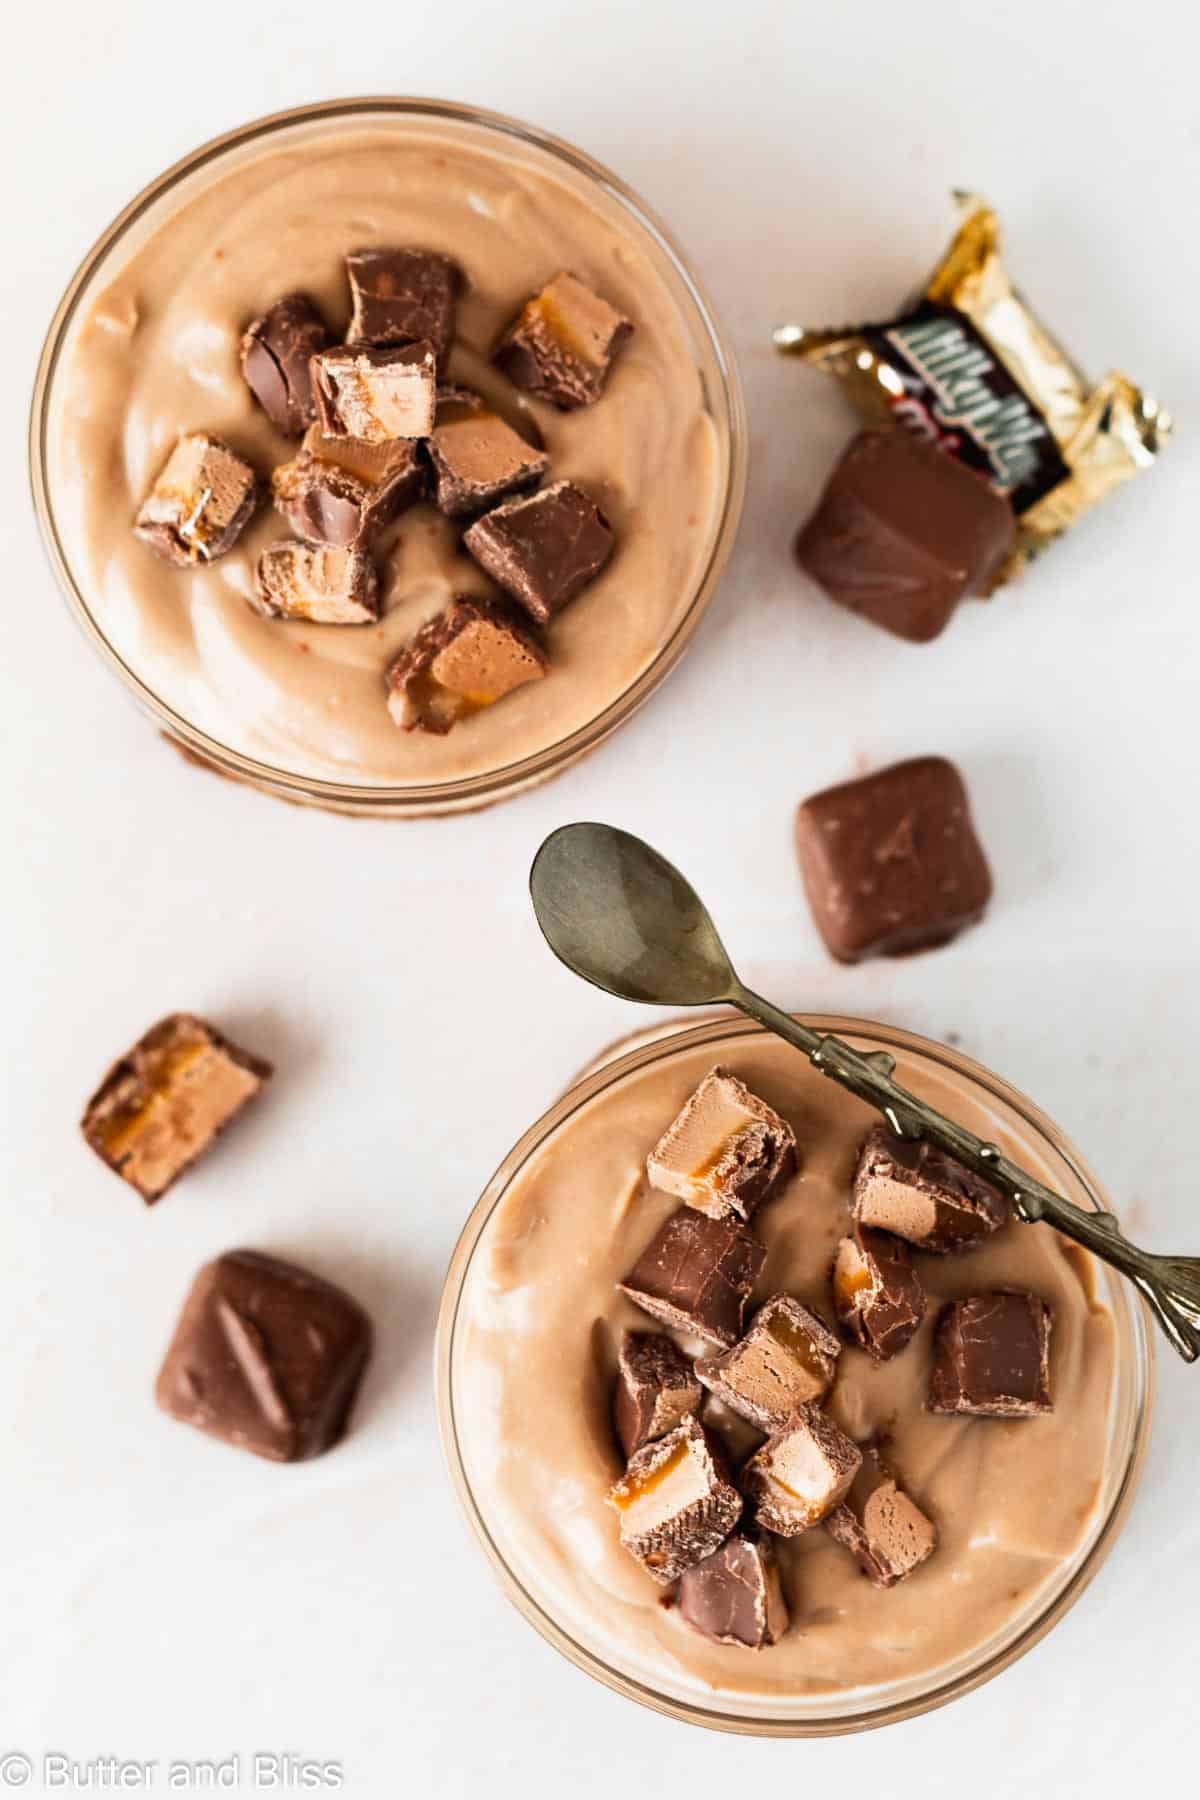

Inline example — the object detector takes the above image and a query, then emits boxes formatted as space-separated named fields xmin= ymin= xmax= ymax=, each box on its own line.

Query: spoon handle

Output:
xmin=735 ymin=986 xmax=1200 ymax=1363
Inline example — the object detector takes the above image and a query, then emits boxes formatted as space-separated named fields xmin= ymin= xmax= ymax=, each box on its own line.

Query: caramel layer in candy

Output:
xmin=833 ymin=1224 xmax=926 ymax=1361
xmin=695 ymin=1295 xmax=840 ymax=1431
xmin=252 ymin=542 xmax=380 ymax=625
xmin=929 ymin=1292 xmax=1053 ymax=1417
xmin=425 ymin=388 xmax=548 ymax=518
xmin=620 ymin=1208 xmax=766 ymax=1348
xmin=346 ymin=248 xmax=460 ymax=356
xmin=80 ymin=1014 xmax=271 ymax=1203
xmin=155 ymin=1250 xmax=372 ymax=1462
xmin=853 ymin=1124 xmax=1007 ymax=1254
xmin=795 ymin=756 xmax=993 ymax=962
xmin=607 ymin=1417 xmax=742 ymax=1585
xmin=613 ymin=1330 xmax=702 ymax=1458
xmin=272 ymin=425 xmax=425 ymax=549
xmin=239 ymin=293 xmax=328 ymax=435
xmin=386 ymin=595 xmax=547 ymax=735
xmin=495 ymin=271 xmax=632 ymax=409
xmin=825 ymin=1448 xmax=937 ymax=1587
xmin=462 ymin=480 xmax=614 ymax=624
xmin=796 ymin=430 xmax=1016 ymax=643
xmin=742 ymin=1403 xmax=862 ymax=1536
xmin=134 ymin=434 xmax=260 ymax=568
xmin=311 ymin=341 xmax=437 ymax=443
xmin=678 ymin=1526 xmax=789 ymax=1649
xmin=646 ymin=1066 xmax=796 ymax=1223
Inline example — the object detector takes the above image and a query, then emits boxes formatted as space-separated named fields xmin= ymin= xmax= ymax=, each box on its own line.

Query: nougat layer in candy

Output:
xmin=853 ymin=1124 xmax=1007 ymax=1253
xmin=742 ymin=1403 xmax=862 ymax=1536
xmin=425 ymin=388 xmax=549 ymax=518
xmin=346 ymin=247 xmax=460 ymax=355
xmin=695 ymin=1295 xmax=840 ymax=1431
xmin=646 ymin=1066 xmax=796 ymax=1221
xmin=495 ymin=271 xmax=632 ymax=408
xmin=462 ymin=479 xmax=614 ymax=624
xmin=134 ymin=434 xmax=260 ymax=567
xmin=272 ymin=425 xmax=425 ymax=549
xmin=607 ymin=1417 xmax=742 ymax=1584
xmin=930 ymin=1292 xmax=1053 ymax=1417
xmin=825 ymin=1448 xmax=937 ymax=1587
xmin=386 ymin=595 xmax=547 ymax=735
xmin=678 ymin=1527 xmax=789 ymax=1649
xmin=613 ymin=1330 xmax=702 ymax=1458
xmin=833 ymin=1224 xmax=926 ymax=1361
xmin=311 ymin=341 xmax=437 ymax=443
xmin=620 ymin=1207 xmax=766 ymax=1348
xmin=252 ymin=542 xmax=380 ymax=625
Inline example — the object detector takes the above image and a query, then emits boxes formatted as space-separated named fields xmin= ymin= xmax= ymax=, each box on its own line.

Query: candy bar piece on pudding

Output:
xmin=853 ymin=1125 xmax=1007 ymax=1254
xmin=613 ymin=1330 xmax=702 ymax=1457
xmin=134 ymin=434 xmax=260 ymax=568
xmin=252 ymin=543 xmax=379 ymax=626
xmin=678 ymin=1526 xmax=789 ymax=1649
xmin=930 ymin=1292 xmax=1053 ymax=1418
xmin=742 ymin=1404 xmax=862 ymax=1536
xmin=239 ymin=293 xmax=328 ymax=435
xmin=425 ymin=388 xmax=549 ymax=518
xmin=645 ymin=1066 xmax=796 ymax=1222
xmin=607 ymin=1417 xmax=742 ymax=1584
xmin=795 ymin=756 xmax=993 ymax=962
xmin=620 ymin=1208 xmax=766 ymax=1348
xmin=155 ymin=1250 xmax=372 ymax=1462
xmin=695 ymin=1296 xmax=840 ymax=1432
xmin=386 ymin=595 xmax=547 ymax=735
xmin=311 ymin=341 xmax=437 ymax=443
xmin=495 ymin=271 xmax=633 ymax=409
xmin=81 ymin=1014 xmax=271 ymax=1203
xmin=825 ymin=1448 xmax=937 ymax=1587
xmin=833 ymin=1224 xmax=926 ymax=1361
xmin=272 ymin=425 xmax=425 ymax=549
xmin=346 ymin=247 xmax=460 ymax=357
xmin=795 ymin=429 xmax=1016 ymax=643
xmin=462 ymin=480 xmax=614 ymax=624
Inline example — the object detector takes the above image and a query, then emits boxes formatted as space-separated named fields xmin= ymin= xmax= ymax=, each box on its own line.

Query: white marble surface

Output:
xmin=4 ymin=0 xmax=1197 ymax=1791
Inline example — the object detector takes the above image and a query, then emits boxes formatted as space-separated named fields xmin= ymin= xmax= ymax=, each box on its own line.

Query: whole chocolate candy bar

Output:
xmin=425 ymin=388 xmax=548 ymax=518
xmin=929 ymin=1292 xmax=1053 ymax=1417
xmin=678 ymin=1526 xmax=789 ymax=1649
xmin=695 ymin=1295 xmax=840 ymax=1431
xmin=613 ymin=1330 xmax=702 ymax=1457
xmin=620 ymin=1207 xmax=766 ymax=1348
xmin=645 ymin=1066 xmax=796 ymax=1223
xmin=742 ymin=1403 xmax=862 ymax=1535
xmin=607 ymin=1416 xmax=742 ymax=1584
xmin=273 ymin=426 xmax=425 ymax=549
xmin=134 ymin=434 xmax=260 ymax=568
xmin=833 ymin=1223 xmax=926 ymax=1360
xmin=462 ymin=480 xmax=614 ymax=624
xmin=385 ymin=595 xmax=547 ymax=735
xmin=495 ymin=271 xmax=632 ymax=409
xmin=346 ymin=247 xmax=460 ymax=357
xmin=853 ymin=1124 xmax=1007 ymax=1254
xmin=311 ymin=341 xmax=437 ymax=443
xmin=252 ymin=542 xmax=380 ymax=625
xmin=825 ymin=1448 xmax=937 ymax=1587
xmin=240 ymin=293 xmax=328 ymax=435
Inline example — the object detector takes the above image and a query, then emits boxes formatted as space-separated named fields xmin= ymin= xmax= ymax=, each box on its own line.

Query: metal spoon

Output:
xmin=530 ymin=820 xmax=1200 ymax=1363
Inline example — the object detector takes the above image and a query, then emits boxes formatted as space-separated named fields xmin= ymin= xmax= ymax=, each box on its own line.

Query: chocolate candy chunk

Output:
xmin=833 ymin=1224 xmax=926 ymax=1360
xmin=678 ymin=1526 xmax=789 ymax=1649
xmin=695 ymin=1295 xmax=840 ymax=1432
xmin=272 ymin=425 xmax=425 ymax=549
xmin=795 ymin=429 xmax=1016 ymax=643
xmin=495 ymin=271 xmax=633 ymax=409
xmin=134 ymin=434 xmax=260 ymax=568
xmin=742 ymin=1404 xmax=862 ymax=1536
xmin=239 ymin=293 xmax=328 ymax=435
xmin=462 ymin=480 xmax=614 ymax=624
xmin=252 ymin=542 xmax=379 ymax=625
xmin=825 ymin=1448 xmax=937 ymax=1587
xmin=386 ymin=595 xmax=547 ymax=735
xmin=346 ymin=248 xmax=460 ymax=357
xmin=613 ymin=1330 xmax=702 ymax=1457
xmin=795 ymin=756 xmax=993 ymax=962
xmin=853 ymin=1124 xmax=1007 ymax=1254
xmin=81 ymin=1014 xmax=271 ymax=1203
xmin=155 ymin=1250 xmax=372 ymax=1462
xmin=645 ymin=1066 xmax=796 ymax=1223
xmin=425 ymin=388 xmax=548 ymax=518
xmin=620 ymin=1208 xmax=766 ymax=1348
xmin=930 ymin=1292 xmax=1053 ymax=1417
xmin=607 ymin=1417 xmax=742 ymax=1584
xmin=311 ymin=340 xmax=437 ymax=443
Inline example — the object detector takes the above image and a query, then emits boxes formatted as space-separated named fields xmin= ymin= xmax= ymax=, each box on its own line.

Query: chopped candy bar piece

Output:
xmin=929 ymin=1292 xmax=1053 ymax=1417
xmin=346 ymin=247 xmax=460 ymax=356
xmin=272 ymin=425 xmax=425 ymax=549
xmin=607 ymin=1417 xmax=742 ymax=1584
xmin=646 ymin=1066 xmax=796 ymax=1222
xmin=495 ymin=271 xmax=632 ymax=408
xmin=825 ymin=1448 xmax=937 ymax=1587
xmin=695 ymin=1295 xmax=840 ymax=1431
xmin=613 ymin=1330 xmax=702 ymax=1457
xmin=742 ymin=1404 xmax=862 ymax=1536
xmin=462 ymin=480 xmax=614 ymax=624
xmin=239 ymin=293 xmax=328 ymax=435
xmin=134 ymin=434 xmax=260 ymax=568
xmin=425 ymin=387 xmax=548 ymax=518
xmin=678 ymin=1526 xmax=790 ymax=1649
xmin=252 ymin=542 xmax=380 ymax=625
xmin=833 ymin=1224 xmax=926 ymax=1361
xmin=620 ymin=1208 xmax=765 ymax=1348
xmin=311 ymin=341 xmax=437 ymax=443
xmin=385 ymin=595 xmax=547 ymax=735
xmin=853 ymin=1124 xmax=1007 ymax=1254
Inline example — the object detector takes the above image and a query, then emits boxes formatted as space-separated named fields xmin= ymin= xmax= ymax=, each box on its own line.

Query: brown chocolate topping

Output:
xmin=462 ymin=480 xmax=614 ymax=624
xmin=495 ymin=271 xmax=632 ymax=409
xmin=620 ymin=1208 xmax=766 ymax=1348
xmin=425 ymin=387 xmax=549 ymax=518
xmin=385 ymin=595 xmax=547 ymax=735
xmin=929 ymin=1292 xmax=1053 ymax=1417
xmin=825 ymin=1448 xmax=937 ymax=1587
xmin=272 ymin=425 xmax=425 ymax=549
xmin=311 ymin=340 xmax=437 ymax=443
xmin=613 ymin=1330 xmax=702 ymax=1458
xmin=134 ymin=434 xmax=260 ymax=568
xmin=833 ymin=1223 xmax=927 ymax=1360
xmin=252 ymin=542 xmax=380 ymax=626
xmin=853 ymin=1124 xmax=1008 ymax=1253
xmin=695 ymin=1295 xmax=840 ymax=1431
xmin=345 ymin=247 xmax=460 ymax=356
xmin=678 ymin=1526 xmax=789 ymax=1649
xmin=239 ymin=293 xmax=328 ymax=435
xmin=607 ymin=1416 xmax=742 ymax=1584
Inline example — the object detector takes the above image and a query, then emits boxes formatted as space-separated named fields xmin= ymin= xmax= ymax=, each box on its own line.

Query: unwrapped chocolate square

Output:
xmin=645 ymin=1066 xmax=796 ymax=1222
xmin=425 ymin=388 xmax=548 ymax=518
xmin=613 ymin=1330 xmax=702 ymax=1457
xmin=678 ymin=1526 xmax=789 ymax=1649
xmin=695 ymin=1295 xmax=840 ymax=1431
xmin=346 ymin=248 xmax=460 ymax=357
xmin=134 ymin=434 xmax=260 ymax=568
xmin=272 ymin=425 xmax=425 ymax=549
xmin=495 ymin=271 xmax=632 ymax=408
xmin=795 ymin=756 xmax=993 ymax=961
xmin=81 ymin=1014 xmax=271 ymax=1203
xmin=795 ymin=429 xmax=1016 ymax=643
xmin=607 ymin=1417 xmax=742 ymax=1584
xmin=825 ymin=1448 xmax=937 ymax=1587
xmin=462 ymin=480 xmax=614 ymax=623
xmin=311 ymin=341 xmax=437 ymax=443
xmin=833 ymin=1223 xmax=926 ymax=1360
xmin=252 ymin=542 xmax=380 ymax=625
xmin=853 ymin=1124 xmax=1007 ymax=1254
xmin=929 ymin=1292 xmax=1053 ymax=1417
xmin=742 ymin=1404 xmax=862 ymax=1536
xmin=620 ymin=1208 xmax=766 ymax=1348
xmin=385 ymin=595 xmax=547 ymax=735
xmin=155 ymin=1250 xmax=372 ymax=1462
xmin=240 ymin=293 xmax=328 ymax=435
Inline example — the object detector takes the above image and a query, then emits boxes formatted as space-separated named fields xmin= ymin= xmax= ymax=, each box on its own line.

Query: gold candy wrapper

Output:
xmin=775 ymin=192 xmax=1171 ymax=582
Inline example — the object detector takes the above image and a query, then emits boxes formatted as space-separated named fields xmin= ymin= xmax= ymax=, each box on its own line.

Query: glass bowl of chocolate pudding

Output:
xmin=30 ymin=98 xmax=745 ymax=816
xmin=437 ymin=1014 xmax=1153 ymax=1736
